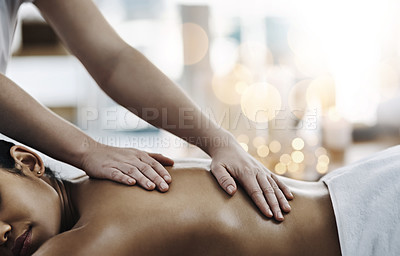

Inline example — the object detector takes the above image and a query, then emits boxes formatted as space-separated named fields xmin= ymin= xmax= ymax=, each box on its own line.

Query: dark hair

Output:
xmin=0 ymin=140 xmax=57 ymax=178
xmin=0 ymin=140 xmax=15 ymax=169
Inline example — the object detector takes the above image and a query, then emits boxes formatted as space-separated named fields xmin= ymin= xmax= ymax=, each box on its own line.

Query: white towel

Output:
xmin=321 ymin=146 xmax=400 ymax=256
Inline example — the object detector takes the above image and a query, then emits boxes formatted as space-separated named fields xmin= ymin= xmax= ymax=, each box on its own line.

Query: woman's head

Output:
xmin=0 ymin=140 xmax=62 ymax=256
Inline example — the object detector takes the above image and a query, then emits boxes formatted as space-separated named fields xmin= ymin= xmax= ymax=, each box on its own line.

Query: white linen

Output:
xmin=0 ymin=0 xmax=34 ymax=74
xmin=321 ymin=146 xmax=400 ymax=256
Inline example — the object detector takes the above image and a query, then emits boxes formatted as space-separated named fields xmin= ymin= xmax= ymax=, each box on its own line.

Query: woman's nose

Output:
xmin=0 ymin=221 xmax=12 ymax=245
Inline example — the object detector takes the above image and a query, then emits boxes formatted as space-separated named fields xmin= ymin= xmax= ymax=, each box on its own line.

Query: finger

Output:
xmin=210 ymin=164 xmax=237 ymax=195
xmin=241 ymin=177 xmax=273 ymax=218
xmin=147 ymin=152 xmax=175 ymax=166
xmin=272 ymin=174 xmax=294 ymax=199
xmin=117 ymin=163 xmax=156 ymax=190
xmin=142 ymin=154 xmax=172 ymax=184
xmin=108 ymin=168 xmax=136 ymax=186
xmin=136 ymin=161 xmax=169 ymax=192
xmin=257 ymin=174 xmax=283 ymax=221
xmin=267 ymin=175 xmax=291 ymax=213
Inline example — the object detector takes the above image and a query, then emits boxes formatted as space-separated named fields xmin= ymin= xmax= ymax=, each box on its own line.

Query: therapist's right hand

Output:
xmin=79 ymin=142 xmax=174 ymax=192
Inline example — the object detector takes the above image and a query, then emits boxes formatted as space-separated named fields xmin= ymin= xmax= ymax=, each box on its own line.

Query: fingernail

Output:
xmin=164 ymin=175 xmax=171 ymax=182
xmin=289 ymin=192 xmax=294 ymax=198
xmin=227 ymin=185 xmax=234 ymax=194
xmin=147 ymin=181 xmax=154 ymax=188
xmin=160 ymin=182 xmax=168 ymax=190
xmin=277 ymin=212 xmax=283 ymax=219
xmin=268 ymin=209 xmax=273 ymax=216
xmin=128 ymin=179 xmax=135 ymax=185
xmin=287 ymin=204 xmax=291 ymax=211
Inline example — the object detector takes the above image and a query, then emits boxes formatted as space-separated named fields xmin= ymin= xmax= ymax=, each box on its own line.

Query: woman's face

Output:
xmin=0 ymin=147 xmax=62 ymax=256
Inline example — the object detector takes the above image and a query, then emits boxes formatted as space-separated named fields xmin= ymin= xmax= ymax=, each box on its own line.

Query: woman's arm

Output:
xmin=0 ymin=73 xmax=173 ymax=191
xmin=33 ymin=0 xmax=292 ymax=219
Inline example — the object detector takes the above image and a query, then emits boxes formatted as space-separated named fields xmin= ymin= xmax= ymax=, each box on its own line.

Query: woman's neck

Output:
xmin=44 ymin=176 xmax=79 ymax=233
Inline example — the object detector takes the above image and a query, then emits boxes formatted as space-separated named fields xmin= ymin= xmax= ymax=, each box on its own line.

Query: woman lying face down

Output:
xmin=0 ymin=142 xmax=62 ymax=256
xmin=0 ymin=140 xmax=343 ymax=256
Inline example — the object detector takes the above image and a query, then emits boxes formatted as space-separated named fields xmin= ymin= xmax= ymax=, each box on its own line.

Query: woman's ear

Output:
xmin=9 ymin=145 xmax=45 ymax=177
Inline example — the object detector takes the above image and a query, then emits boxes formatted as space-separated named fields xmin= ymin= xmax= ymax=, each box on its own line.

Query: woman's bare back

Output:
xmin=41 ymin=160 xmax=341 ymax=256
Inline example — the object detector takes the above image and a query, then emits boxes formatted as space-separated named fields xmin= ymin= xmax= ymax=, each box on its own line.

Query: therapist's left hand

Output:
xmin=209 ymin=140 xmax=293 ymax=221
xmin=80 ymin=142 xmax=174 ymax=191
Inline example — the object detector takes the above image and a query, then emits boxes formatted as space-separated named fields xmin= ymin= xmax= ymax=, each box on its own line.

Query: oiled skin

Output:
xmin=35 ymin=161 xmax=341 ymax=256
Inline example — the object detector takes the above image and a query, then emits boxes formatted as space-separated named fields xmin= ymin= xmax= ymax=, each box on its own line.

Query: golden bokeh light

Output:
xmin=318 ymin=154 xmax=330 ymax=165
xmin=252 ymin=136 xmax=267 ymax=148
xmin=316 ymin=163 xmax=329 ymax=174
xmin=288 ymin=79 xmax=312 ymax=119
xmin=257 ymin=145 xmax=270 ymax=158
xmin=275 ymin=163 xmax=287 ymax=175
xmin=182 ymin=23 xmax=209 ymax=65
xmin=269 ymin=140 xmax=281 ymax=153
xmin=212 ymin=64 xmax=253 ymax=105
xmin=292 ymin=137 xmax=305 ymax=151
xmin=241 ymin=83 xmax=282 ymax=122
xmin=235 ymin=81 xmax=249 ymax=95
xmin=233 ymin=64 xmax=253 ymax=81
xmin=212 ymin=75 xmax=241 ymax=105
xmin=239 ymin=142 xmax=249 ymax=152
xmin=306 ymin=75 xmax=336 ymax=111
xmin=291 ymin=151 xmax=304 ymax=163
xmin=315 ymin=147 xmax=327 ymax=157
xmin=280 ymin=154 xmax=292 ymax=165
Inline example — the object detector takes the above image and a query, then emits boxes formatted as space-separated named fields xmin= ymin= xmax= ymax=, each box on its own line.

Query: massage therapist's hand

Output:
xmin=80 ymin=142 xmax=174 ymax=192
xmin=210 ymin=140 xmax=293 ymax=221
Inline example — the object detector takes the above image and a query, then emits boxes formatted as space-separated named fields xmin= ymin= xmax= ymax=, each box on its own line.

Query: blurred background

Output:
xmin=6 ymin=0 xmax=400 ymax=180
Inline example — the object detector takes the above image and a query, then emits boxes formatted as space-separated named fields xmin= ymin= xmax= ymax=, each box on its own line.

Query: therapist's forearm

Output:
xmin=97 ymin=46 xmax=235 ymax=156
xmin=0 ymin=74 xmax=96 ymax=168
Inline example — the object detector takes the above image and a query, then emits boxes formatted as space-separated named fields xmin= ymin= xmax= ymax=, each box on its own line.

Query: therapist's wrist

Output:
xmin=204 ymin=130 xmax=238 ymax=157
xmin=73 ymin=136 xmax=99 ymax=171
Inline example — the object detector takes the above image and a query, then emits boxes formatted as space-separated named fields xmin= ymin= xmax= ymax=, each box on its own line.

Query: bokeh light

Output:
xmin=315 ymin=147 xmax=328 ymax=157
xmin=280 ymin=154 xmax=292 ymax=165
xmin=182 ymin=23 xmax=209 ymax=65
xmin=241 ymin=83 xmax=282 ymax=122
xmin=275 ymin=162 xmax=287 ymax=175
xmin=235 ymin=81 xmax=248 ymax=95
xmin=306 ymin=75 xmax=336 ymax=111
xmin=269 ymin=140 xmax=282 ymax=153
xmin=316 ymin=163 xmax=328 ymax=174
xmin=257 ymin=145 xmax=270 ymax=158
xmin=253 ymin=136 xmax=267 ymax=148
xmin=291 ymin=151 xmax=305 ymax=163
xmin=318 ymin=154 xmax=330 ymax=165
xmin=292 ymin=137 xmax=305 ymax=150
xmin=212 ymin=64 xmax=252 ymax=105
xmin=288 ymin=79 xmax=312 ymax=119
